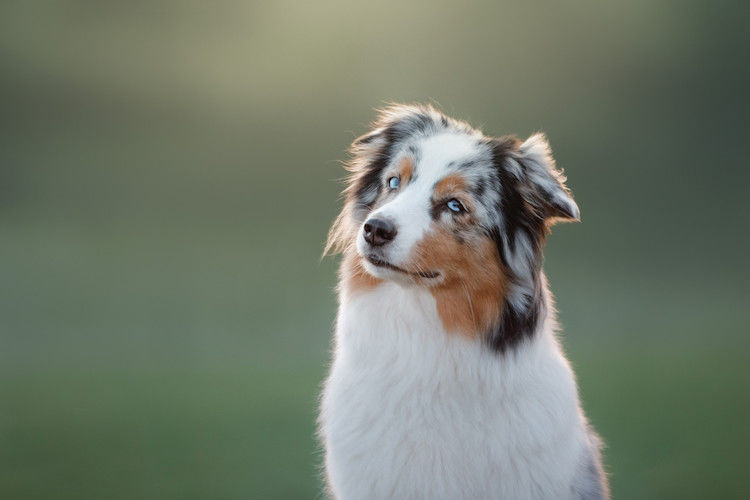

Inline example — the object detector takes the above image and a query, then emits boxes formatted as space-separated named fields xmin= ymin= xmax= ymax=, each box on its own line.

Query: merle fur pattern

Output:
xmin=344 ymin=104 xmax=576 ymax=353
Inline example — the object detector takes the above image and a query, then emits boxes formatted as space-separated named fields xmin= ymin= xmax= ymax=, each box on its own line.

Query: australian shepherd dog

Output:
xmin=319 ymin=104 xmax=608 ymax=499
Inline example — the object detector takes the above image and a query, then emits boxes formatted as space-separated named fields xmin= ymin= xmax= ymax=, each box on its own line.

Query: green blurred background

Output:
xmin=1 ymin=2 xmax=748 ymax=498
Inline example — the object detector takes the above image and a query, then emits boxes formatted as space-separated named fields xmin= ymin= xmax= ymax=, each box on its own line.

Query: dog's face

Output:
xmin=356 ymin=131 xmax=501 ymax=286
xmin=327 ymin=105 xmax=579 ymax=348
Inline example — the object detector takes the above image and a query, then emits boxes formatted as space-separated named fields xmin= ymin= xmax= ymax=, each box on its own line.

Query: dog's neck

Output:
xmin=339 ymin=251 xmax=551 ymax=354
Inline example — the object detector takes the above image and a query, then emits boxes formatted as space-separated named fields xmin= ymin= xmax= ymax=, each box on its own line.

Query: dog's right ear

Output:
xmin=351 ymin=127 xmax=387 ymax=156
xmin=325 ymin=128 xmax=388 ymax=258
xmin=351 ymin=103 xmax=439 ymax=156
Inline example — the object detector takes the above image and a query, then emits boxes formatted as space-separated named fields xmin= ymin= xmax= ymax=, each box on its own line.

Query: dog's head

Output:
xmin=327 ymin=104 xmax=579 ymax=350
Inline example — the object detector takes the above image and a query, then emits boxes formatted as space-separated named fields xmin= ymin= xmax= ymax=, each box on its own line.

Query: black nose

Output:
xmin=363 ymin=218 xmax=397 ymax=246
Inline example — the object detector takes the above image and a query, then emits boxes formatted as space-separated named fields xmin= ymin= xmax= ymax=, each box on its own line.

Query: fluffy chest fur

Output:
xmin=320 ymin=283 xmax=593 ymax=500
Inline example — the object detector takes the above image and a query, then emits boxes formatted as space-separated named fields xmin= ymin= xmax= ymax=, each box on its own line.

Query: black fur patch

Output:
xmin=485 ymin=137 xmax=548 ymax=353
xmin=351 ymin=109 xmax=443 ymax=213
xmin=429 ymin=202 xmax=442 ymax=221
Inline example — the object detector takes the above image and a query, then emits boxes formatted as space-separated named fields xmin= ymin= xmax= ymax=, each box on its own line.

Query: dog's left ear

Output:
xmin=514 ymin=133 xmax=580 ymax=222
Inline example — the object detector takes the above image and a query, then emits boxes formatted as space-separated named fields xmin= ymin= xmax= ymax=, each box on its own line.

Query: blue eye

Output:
xmin=388 ymin=177 xmax=400 ymax=189
xmin=447 ymin=199 xmax=464 ymax=213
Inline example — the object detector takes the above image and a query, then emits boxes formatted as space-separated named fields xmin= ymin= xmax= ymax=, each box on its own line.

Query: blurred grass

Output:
xmin=2 ymin=347 xmax=748 ymax=499
xmin=1 ymin=365 xmax=325 ymax=499
xmin=1 ymin=1 xmax=749 ymax=498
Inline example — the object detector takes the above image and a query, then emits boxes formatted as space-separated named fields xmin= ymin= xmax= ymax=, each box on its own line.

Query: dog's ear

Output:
xmin=513 ymin=133 xmax=579 ymax=223
xmin=351 ymin=127 xmax=387 ymax=155
xmin=325 ymin=124 xmax=391 ymax=258
xmin=351 ymin=103 xmax=439 ymax=158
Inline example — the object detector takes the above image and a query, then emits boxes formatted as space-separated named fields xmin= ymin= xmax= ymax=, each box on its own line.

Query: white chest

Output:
xmin=320 ymin=284 xmax=589 ymax=500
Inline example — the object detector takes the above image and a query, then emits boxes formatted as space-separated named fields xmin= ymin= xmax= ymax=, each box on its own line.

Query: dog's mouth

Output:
xmin=365 ymin=255 xmax=441 ymax=279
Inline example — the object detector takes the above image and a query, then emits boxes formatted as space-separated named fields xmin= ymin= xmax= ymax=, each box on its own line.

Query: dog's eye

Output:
xmin=388 ymin=177 xmax=400 ymax=190
xmin=447 ymin=199 xmax=465 ymax=213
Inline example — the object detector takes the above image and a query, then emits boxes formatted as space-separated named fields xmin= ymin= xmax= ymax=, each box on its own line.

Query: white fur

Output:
xmin=320 ymin=282 xmax=594 ymax=499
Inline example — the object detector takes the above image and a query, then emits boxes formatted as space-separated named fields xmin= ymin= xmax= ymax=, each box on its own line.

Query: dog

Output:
xmin=319 ymin=104 xmax=608 ymax=499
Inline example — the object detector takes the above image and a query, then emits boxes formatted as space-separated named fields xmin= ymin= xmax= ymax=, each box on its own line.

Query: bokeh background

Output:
xmin=1 ymin=2 xmax=748 ymax=498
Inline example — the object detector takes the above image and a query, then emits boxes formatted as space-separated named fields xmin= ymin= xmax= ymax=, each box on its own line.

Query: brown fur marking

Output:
xmin=411 ymin=229 xmax=505 ymax=338
xmin=398 ymin=157 xmax=414 ymax=184
xmin=433 ymin=174 xmax=469 ymax=200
